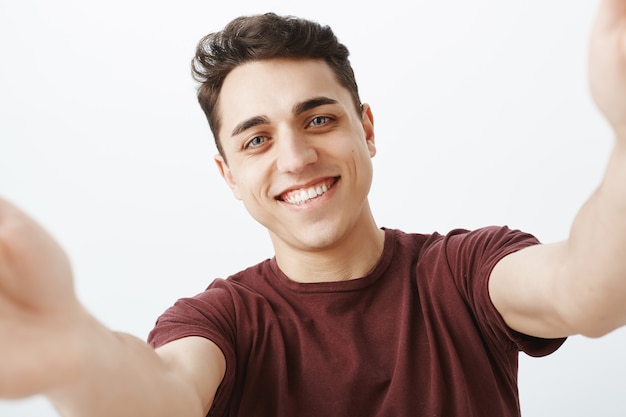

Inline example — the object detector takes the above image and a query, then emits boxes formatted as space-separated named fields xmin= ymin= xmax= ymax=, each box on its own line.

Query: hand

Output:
xmin=589 ymin=0 xmax=626 ymax=137
xmin=0 ymin=197 xmax=87 ymax=398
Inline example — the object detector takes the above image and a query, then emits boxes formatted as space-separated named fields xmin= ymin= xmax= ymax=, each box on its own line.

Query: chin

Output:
xmin=292 ymin=224 xmax=348 ymax=251
xmin=269 ymin=223 xmax=343 ymax=252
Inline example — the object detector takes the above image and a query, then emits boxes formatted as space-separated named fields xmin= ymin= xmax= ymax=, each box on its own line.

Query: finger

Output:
xmin=595 ymin=0 xmax=626 ymax=31
xmin=0 ymin=196 xmax=74 ymax=311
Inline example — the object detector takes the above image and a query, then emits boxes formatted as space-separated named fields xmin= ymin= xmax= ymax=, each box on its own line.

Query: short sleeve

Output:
xmin=443 ymin=226 xmax=566 ymax=357
xmin=147 ymin=279 xmax=239 ymax=417
xmin=147 ymin=279 xmax=236 ymax=352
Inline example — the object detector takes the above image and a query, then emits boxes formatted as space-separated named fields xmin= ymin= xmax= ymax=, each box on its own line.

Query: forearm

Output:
xmin=563 ymin=135 xmax=626 ymax=336
xmin=47 ymin=314 xmax=203 ymax=417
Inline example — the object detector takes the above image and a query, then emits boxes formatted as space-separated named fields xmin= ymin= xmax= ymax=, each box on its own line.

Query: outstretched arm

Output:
xmin=490 ymin=0 xmax=626 ymax=339
xmin=0 ymin=198 xmax=225 ymax=416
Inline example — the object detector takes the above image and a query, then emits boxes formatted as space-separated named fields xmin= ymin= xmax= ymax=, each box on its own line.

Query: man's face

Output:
xmin=215 ymin=58 xmax=376 ymax=253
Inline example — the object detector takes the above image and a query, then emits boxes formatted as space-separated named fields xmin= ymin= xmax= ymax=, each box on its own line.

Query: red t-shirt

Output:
xmin=148 ymin=226 xmax=565 ymax=417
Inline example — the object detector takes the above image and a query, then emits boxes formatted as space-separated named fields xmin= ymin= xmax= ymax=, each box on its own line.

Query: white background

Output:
xmin=1 ymin=0 xmax=624 ymax=416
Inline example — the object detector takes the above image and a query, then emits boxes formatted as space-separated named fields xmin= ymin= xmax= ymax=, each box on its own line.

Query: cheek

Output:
xmin=236 ymin=169 xmax=267 ymax=201
xmin=353 ymin=139 xmax=375 ymax=161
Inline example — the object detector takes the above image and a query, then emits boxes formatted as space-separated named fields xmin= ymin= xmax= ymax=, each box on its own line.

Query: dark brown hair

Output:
xmin=191 ymin=12 xmax=362 ymax=157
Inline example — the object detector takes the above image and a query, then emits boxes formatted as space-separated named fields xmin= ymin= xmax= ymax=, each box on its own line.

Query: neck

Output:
xmin=271 ymin=211 xmax=385 ymax=283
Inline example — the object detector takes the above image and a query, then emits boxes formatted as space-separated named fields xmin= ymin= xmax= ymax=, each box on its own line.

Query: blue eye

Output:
xmin=246 ymin=136 xmax=266 ymax=148
xmin=310 ymin=116 xmax=329 ymax=126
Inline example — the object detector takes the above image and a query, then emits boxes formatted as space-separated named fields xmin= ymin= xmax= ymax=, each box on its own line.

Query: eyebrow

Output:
xmin=231 ymin=115 xmax=269 ymax=137
xmin=292 ymin=96 xmax=338 ymax=116
xmin=230 ymin=96 xmax=339 ymax=138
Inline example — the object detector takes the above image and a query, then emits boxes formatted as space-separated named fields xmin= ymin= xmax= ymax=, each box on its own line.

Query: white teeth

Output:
xmin=284 ymin=182 xmax=331 ymax=205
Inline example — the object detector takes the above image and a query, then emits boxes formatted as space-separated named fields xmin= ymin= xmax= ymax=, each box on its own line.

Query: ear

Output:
xmin=361 ymin=103 xmax=376 ymax=157
xmin=214 ymin=154 xmax=242 ymax=200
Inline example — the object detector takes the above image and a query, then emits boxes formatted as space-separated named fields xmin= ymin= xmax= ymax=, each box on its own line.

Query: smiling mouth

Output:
xmin=278 ymin=177 xmax=339 ymax=205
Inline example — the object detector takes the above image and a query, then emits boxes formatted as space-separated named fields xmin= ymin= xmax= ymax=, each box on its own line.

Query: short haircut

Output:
xmin=191 ymin=13 xmax=362 ymax=158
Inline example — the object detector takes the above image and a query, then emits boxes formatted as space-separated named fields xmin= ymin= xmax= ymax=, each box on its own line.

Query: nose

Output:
xmin=275 ymin=129 xmax=318 ymax=173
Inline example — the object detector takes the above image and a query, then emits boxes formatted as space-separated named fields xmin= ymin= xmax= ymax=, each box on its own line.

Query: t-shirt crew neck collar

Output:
xmin=267 ymin=228 xmax=396 ymax=293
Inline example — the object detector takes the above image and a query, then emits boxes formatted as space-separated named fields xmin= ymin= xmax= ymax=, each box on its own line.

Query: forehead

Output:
xmin=217 ymin=59 xmax=351 ymax=135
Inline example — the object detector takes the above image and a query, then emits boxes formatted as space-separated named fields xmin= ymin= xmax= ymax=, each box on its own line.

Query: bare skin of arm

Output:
xmin=0 ymin=198 xmax=225 ymax=416
xmin=490 ymin=0 xmax=626 ymax=339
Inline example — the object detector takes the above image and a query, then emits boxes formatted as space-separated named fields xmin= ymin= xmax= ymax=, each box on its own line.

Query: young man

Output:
xmin=1 ymin=2 xmax=626 ymax=416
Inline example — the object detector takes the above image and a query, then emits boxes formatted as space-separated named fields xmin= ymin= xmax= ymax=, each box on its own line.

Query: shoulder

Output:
xmin=187 ymin=257 xmax=276 ymax=299
xmin=386 ymin=225 xmax=539 ymax=287
xmin=385 ymin=225 xmax=537 ymax=260
xmin=441 ymin=226 xmax=539 ymax=264
xmin=147 ymin=258 xmax=275 ymax=347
